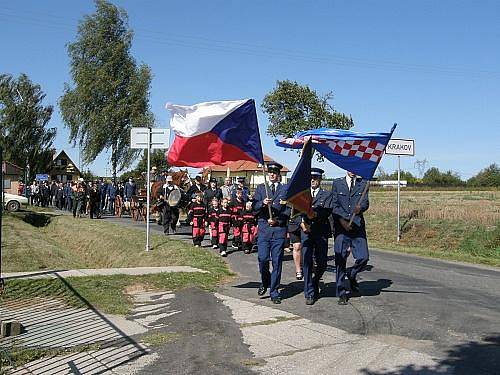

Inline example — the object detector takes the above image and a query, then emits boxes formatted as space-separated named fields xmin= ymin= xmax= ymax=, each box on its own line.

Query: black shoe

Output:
xmin=305 ymin=296 xmax=315 ymax=306
xmin=271 ymin=296 xmax=282 ymax=304
xmin=338 ymin=294 xmax=349 ymax=305
xmin=257 ymin=285 xmax=267 ymax=296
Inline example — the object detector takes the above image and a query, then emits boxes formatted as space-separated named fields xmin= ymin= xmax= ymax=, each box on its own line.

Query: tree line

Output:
xmin=0 ymin=0 xmax=498 ymax=189
xmin=378 ymin=163 xmax=500 ymax=187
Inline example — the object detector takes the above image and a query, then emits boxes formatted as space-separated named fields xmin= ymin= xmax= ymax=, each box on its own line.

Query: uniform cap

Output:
xmin=311 ymin=168 xmax=324 ymax=177
xmin=266 ymin=162 xmax=283 ymax=173
xmin=166 ymin=175 xmax=173 ymax=182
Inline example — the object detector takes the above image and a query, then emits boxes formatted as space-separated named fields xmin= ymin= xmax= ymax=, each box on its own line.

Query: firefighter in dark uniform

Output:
xmin=300 ymin=168 xmax=333 ymax=305
xmin=332 ymin=171 xmax=370 ymax=305
xmin=252 ymin=162 xmax=290 ymax=304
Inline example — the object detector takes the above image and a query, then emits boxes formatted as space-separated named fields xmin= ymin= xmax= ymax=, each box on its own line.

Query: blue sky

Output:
xmin=1 ymin=0 xmax=499 ymax=179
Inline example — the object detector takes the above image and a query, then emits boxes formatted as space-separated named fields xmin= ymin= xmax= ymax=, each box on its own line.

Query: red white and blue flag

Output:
xmin=166 ymin=99 xmax=264 ymax=167
xmin=285 ymin=138 xmax=314 ymax=218
xmin=275 ymin=124 xmax=396 ymax=179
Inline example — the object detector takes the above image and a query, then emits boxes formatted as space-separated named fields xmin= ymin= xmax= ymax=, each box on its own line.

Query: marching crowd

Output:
xmin=156 ymin=162 xmax=370 ymax=307
xmin=21 ymin=178 xmax=140 ymax=219
xmin=19 ymin=162 xmax=369 ymax=307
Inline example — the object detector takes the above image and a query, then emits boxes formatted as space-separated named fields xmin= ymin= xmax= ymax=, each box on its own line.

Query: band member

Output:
xmin=162 ymin=175 xmax=181 ymax=234
xmin=252 ymin=162 xmax=290 ymax=304
xmin=231 ymin=187 xmax=246 ymax=249
xmin=187 ymin=175 xmax=206 ymax=203
xmin=300 ymin=168 xmax=333 ymax=305
xmin=241 ymin=201 xmax=257 ymax=254
xmin=332 ymin=171 xmax=370 ymax=305
xmin=217 ymin=198 xmax=232 ymax=257
xmin=204 ymin=177 xmax=222 ymax=208
xmin=188 ymin=192 xmax=206 ymax=247
xmin=207 ymin=197 xmax=220 ymax=249
xmin=232 ymin=176 xmax=250 ymax=201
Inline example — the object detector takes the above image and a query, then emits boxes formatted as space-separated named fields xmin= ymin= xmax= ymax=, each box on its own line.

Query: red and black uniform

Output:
xmin=241 ymin=208 xmax=257 ymax=254
xmin=231 ymin=198 xmax=245 ymax=248
xmin=188 ymin=202 xmax=207 ymax=246
xmin=218 ymin=207 xmax=232 ymax=253
xmin=207 ymin=207 xmax=219 ymax=247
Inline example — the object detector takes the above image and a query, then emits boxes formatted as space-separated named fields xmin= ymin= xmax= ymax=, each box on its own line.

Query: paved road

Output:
xmin=107 ymin=216 xmax=500 ymax=374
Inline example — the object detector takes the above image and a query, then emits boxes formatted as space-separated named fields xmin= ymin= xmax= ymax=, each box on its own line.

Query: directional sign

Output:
xmin=130 ymin=128 xmax=170 ymax=149
xmin=35 ymin=174 xmax=49 ymax=181
xmin=385 ymin=139 xmax=415 ymax=156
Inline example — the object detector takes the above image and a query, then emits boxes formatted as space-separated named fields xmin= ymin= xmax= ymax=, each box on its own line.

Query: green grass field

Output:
xmin=0 ymin=210 xmax=232 ymax=314
xmin=365 ymin=189 xmax=500 ymax=266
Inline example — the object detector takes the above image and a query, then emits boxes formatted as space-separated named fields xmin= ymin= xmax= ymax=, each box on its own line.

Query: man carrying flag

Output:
xmin=252 ymin=162 xmax=290 ymax=304
xmin=276 ymin=124 xmax=396 ymax=305
xmin=285 ymin=138 xmax=333 ymax=305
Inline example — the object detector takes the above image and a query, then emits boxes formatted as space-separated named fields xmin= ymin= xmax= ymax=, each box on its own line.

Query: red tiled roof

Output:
xmin=206 ymin=155 xmax=289 ymax=173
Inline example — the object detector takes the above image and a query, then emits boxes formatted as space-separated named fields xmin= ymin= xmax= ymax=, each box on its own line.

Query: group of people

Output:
xmin=22 ymin=178 xmax=142 ymax=219
xmin=154 ymin=174 xmax=255 ymax=257
xmin=253 ymin=162 xmax=370 ymax=306
xmin=164 ymin=162 xmax=370 ymax=307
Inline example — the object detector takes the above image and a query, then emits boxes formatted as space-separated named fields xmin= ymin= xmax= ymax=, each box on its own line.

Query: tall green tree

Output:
xmin=0 ymin=73 xmax=56 ymax=181
xmin=467 ymin=163 xmax=500 ymax=187
xmin=262 ymin=80 xmax=354 ymax=139
xmin=422 ymin=167 xmax=464 ymax=187
xmin=60 ymin=0 xmax=153 ymax=181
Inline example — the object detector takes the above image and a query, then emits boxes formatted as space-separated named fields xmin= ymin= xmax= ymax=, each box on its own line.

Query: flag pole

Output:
xmin=348 ymin=178 xmax=370 ymax=227
xmin=261 ymin=165 xmax=274 ymax=219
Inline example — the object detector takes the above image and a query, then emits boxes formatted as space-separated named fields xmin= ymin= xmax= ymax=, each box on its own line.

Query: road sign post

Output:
xmin=385 ymin=138 xmax=415 ymax=242
xmin=131 ymin=128 xmax=170 ymax=251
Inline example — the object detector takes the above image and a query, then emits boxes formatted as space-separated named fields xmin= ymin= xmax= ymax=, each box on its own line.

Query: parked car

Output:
xmin=3 ymin=192 xmax=29 ymax=212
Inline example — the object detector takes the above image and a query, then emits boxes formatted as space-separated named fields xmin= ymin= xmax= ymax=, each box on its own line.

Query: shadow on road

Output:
xmin=0 ymin=272 xmax=147 ymax=374
xmin=361 ymin=334 xmax=500 ymax=375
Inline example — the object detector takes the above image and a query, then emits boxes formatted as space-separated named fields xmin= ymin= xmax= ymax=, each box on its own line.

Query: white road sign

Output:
xmin=385 ymin=138 xmax=415 ymax=156
xmin=130 ymin=128 xmax=170 ymax=149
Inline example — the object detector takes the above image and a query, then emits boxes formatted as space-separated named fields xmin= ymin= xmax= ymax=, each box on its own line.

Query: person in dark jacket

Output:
xmin=188 ymin=193 xmax=206 ymax=247
xmin=107 ymin=182 xmax=117 ymax=215
xmin=331 ymin=171 xmax=370 ymax=305
xmin=204 ymin=178 xmax=222 ymax=208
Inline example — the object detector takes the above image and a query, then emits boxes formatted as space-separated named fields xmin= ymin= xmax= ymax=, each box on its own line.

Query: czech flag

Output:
xmin=166 ymin=99 xmax=264 ymax=167
xmin=285 ymin=138 xmax=314 ymax=218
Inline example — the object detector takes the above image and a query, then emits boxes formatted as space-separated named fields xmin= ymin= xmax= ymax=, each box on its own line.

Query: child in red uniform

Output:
xmin=217 ymin=198 xmax=232 ymax=257
xmin=231 ymin=188 xmax=246 ymax=250
xmin=188 ymin=193 xmax=206 ymax=247
xmin=241 ymin=201 xmax=257 ymax=254
xmin=207 ymin=197 xmax=220 ymax=249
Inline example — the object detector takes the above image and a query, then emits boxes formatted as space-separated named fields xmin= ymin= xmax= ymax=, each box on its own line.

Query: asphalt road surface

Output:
xmin=108 ymin=216 xmax=500 ymax=374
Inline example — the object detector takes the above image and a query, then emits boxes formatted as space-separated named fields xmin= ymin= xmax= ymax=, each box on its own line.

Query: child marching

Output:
xmin=231 ymin=187 xmax=247 ymax=250
xmin=241 ymin=201 xmax=257 ymax=254
xmin=207 ymin=197 xmax=220 ymax=249
xmin=217 ymin=198 xmax=232 ymax=257
xmin=188 ymin=192 xmax=207 ymax=247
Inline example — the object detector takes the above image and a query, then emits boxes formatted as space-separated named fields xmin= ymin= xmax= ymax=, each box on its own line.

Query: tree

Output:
xmin=467 ymin=164 xmax=500 ymax=187
xmin=0 ymin=73 xmax=56 ymax=181
xmin=422 ymin=167 xmax=464 ymax=187
xmin=60 ymin=0 xmax=153 ymax=182
xmin=262 ymin=80 xmax=354 ymax=139
xmin=120 ymin=149 xmax=169 ymax=181
xmin=378 ymin=170 xmax=418 ymax=185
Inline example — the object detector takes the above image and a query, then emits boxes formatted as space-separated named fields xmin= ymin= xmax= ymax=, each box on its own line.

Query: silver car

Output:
xmin=3 ymin=193 xmax=29 ymax=212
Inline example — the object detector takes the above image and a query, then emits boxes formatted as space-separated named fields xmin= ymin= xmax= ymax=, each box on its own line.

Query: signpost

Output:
xmin=385 ymin=139 xmax=415 ymax=242
xmin=131 ymin=128 xmax=170 ymax=251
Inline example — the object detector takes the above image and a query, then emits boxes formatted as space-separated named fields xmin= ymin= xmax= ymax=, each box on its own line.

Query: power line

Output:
xmin=0 ymin=10 xmax=498 ymax=78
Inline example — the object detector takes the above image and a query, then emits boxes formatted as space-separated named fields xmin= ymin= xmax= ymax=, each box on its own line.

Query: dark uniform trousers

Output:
xmin=332 ymin=177 xmax=370 ymax=297
xmin=253 ymin=182 xmax=290 ymax=299
xmin=301 ymin=188 xmax=333 ymax=299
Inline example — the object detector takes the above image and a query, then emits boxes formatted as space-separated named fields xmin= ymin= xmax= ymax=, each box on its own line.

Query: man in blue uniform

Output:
xmin=252 ymin=162 xmax=290 ymax=304
xmin=331 ymin=171 xmax=370 ymax=305
xmin=300 ymin=168 xmax=333 ymax=305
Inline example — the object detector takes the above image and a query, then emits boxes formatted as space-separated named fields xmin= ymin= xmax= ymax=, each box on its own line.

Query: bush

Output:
xmin=468 ymin=164 xmax=500 ymax=187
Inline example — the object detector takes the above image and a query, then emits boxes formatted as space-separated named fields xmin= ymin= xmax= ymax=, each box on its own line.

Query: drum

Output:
xmin=168 ymin=189 xmax=182 ymax=207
